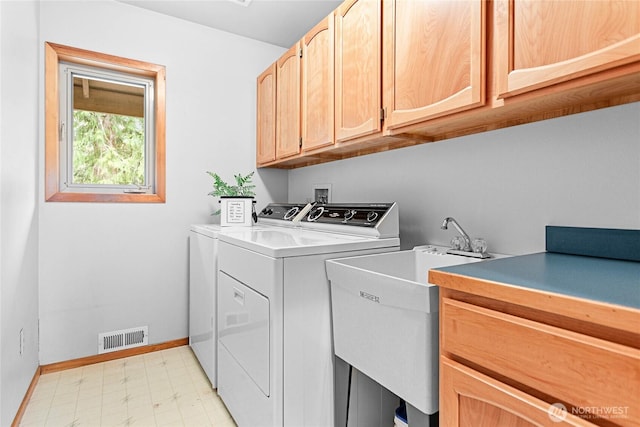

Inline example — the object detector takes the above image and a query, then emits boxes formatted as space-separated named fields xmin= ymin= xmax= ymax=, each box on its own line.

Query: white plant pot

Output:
xmin=220 ymin=197 xmax=254 ymax=227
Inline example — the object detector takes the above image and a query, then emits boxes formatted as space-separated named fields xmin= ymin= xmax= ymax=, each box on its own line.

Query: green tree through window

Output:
xmin=72 ymin=110 xmax=145 ymax=185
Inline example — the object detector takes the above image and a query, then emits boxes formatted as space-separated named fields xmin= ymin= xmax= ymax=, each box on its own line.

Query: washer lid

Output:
xmin=218 ymin=226 xmax=399 ymax=258
xmin=190 ymin=223 xmax=273 ymax=238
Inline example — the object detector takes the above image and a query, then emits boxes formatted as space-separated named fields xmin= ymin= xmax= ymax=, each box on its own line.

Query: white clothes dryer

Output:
xmin=188 ymin=203 xmax=313 ymax=389
xmin=189 ymin=224 xmax=221 ymax=387
xmin=216 ymin=203 xmax=400 ymax=427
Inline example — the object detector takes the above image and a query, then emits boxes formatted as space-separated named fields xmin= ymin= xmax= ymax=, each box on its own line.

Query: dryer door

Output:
xmin=218 ymin=272 xmax=270 ymax=396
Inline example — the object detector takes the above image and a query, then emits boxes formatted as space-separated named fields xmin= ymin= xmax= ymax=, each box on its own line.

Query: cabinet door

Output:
xmin=302 ymin=16 xmax=334 ymax=152
xmin=335 ymin=0 xmax=381 ymax=143
xmin=256 ymin=64 xmax=276 ymax=165
xmin=383 ymin=0 xmax=486 ymax=130
xmin=276 ymin=42 xmax=301 ymax=159
xmin=441 ymin=297 xmax=640 ymax=425
xmin=441 ymin=358 xmax=596 ymax=427
xmin=495 ymin=0 xmax=640 ymax=98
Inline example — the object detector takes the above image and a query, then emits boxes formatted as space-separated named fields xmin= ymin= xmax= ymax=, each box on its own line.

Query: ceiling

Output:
xmin=119 ymin=0 xmax=342 ymax=48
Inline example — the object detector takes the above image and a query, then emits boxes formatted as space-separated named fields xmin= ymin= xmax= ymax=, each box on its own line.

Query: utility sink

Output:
xmin=326 ymin=245 xmax=491 ymax=415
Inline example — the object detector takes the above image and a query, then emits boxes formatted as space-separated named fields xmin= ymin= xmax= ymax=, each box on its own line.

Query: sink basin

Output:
xmin=326 ymin=245 xmax=487 ymax=415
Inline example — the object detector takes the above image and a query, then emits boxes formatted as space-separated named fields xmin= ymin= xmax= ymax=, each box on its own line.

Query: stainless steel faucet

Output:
xmin=441 ymin=217 xmax=472 ymax=251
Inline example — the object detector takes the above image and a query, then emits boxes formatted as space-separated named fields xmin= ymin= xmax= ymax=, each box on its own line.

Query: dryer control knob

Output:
xmin=284 ymin=207 xmax=300 ymax=220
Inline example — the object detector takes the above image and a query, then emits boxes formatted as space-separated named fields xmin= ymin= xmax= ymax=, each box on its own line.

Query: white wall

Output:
xmin=38 ymin=0 xmax=287 ymax=364
xmin=289 ymin=102 xmax=640 ymax=255
xmin=1 ymin=1 xmax=41 ymax=425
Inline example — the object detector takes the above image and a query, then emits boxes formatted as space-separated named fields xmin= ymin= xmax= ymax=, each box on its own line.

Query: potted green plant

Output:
xmin=206 ymin=171 xmax=256 ymax=226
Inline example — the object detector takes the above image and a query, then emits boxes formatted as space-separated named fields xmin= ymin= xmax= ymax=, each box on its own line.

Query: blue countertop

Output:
xmin=434 ymin=252 xmax=640 ymax=310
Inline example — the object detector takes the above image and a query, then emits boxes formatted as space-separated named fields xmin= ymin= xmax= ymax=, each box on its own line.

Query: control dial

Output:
xmin=261 ymin=208 xmax=274 ymax=215
xmin=283 ymin=207 xmax=300 ymax=220
xmin=307 ymin=206 xmax=325 ymax=222
xmin=344 ymin=209 xmax=357 ymax=221
xmin=366 ymin=211 xmax=379 ymax=222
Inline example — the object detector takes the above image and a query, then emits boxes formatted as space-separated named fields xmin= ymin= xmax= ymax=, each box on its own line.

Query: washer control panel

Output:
xmin=302 ymin=203 xmax=394 ymax=228
xmin=258 ymin=203 xmax=314 ymax=224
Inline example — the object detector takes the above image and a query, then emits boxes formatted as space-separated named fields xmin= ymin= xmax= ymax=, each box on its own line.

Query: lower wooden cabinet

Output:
xmin=438 ymin=291 xmax=640 ymax=427
xmin=441 ymin=358 xmax=595 ymax=427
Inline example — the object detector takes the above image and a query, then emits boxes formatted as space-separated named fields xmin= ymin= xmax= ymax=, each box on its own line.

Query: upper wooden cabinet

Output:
xmin=335 ymin=0 xmax=382 ymax=143
xmin=495 ymin=0 xmax=640 ymax=98
xmin=256 ymin=64 xmax=276 ymax=165
xmin=276 ymin=42 xmax=301 ymax=159
xmin=383 ymin=0 xmax=486 ymax=130
xmin=257 ymin=0 xmax=640 ymax=169
xmin=301 ymin=16 xmax=335 ymax=152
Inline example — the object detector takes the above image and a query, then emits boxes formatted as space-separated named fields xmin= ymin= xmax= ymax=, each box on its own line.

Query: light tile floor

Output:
xmin=20 ymin=346 xmax=237 ymax=427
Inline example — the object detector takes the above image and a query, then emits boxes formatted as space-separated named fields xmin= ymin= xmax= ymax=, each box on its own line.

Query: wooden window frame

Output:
xmin=44 ymin=42 xmax=166 ymax=203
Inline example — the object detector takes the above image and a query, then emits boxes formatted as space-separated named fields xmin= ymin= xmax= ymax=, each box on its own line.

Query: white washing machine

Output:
xmin=188 ymin=203 xmax=313 ymax=388
xmin=216 ymin=203 xmax=400 ymax=427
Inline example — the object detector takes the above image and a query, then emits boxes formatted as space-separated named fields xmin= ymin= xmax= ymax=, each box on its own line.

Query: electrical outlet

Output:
xmin=19 ymin=328 xmax=24 ymax=356
xmin=312 ymin=183 xmax=332 ymax=204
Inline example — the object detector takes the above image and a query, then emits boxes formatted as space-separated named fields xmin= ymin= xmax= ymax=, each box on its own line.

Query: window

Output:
xmin=45 ymin=42 xmax=166 ymax=202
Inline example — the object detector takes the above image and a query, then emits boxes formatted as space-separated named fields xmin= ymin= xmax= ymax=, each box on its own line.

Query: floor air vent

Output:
xmin=98 ymin=326 xmax=148 ymax=354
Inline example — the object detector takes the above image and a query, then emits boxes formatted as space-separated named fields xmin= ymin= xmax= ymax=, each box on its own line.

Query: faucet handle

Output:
xmin=471 ymin=238 xmax=488 ymax=254
xmin=450 ymin=236 xmax=466 ymax=250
